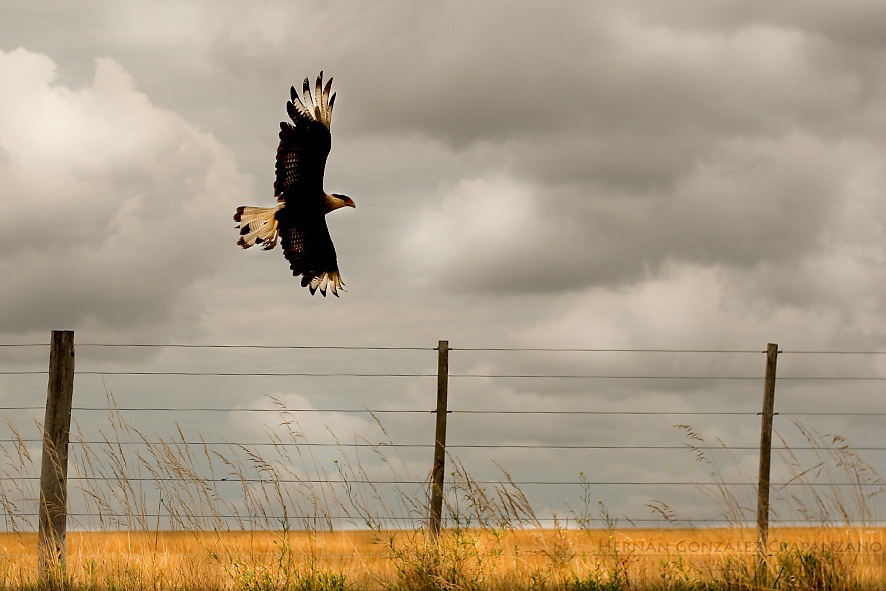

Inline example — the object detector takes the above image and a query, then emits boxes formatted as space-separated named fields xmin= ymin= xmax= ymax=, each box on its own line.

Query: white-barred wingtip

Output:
xmin=306 ymin=271 xmax=345 ymax=297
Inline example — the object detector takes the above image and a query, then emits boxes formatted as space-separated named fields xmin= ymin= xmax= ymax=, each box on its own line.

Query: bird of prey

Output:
xmin=234 ymin=72 xmax=355 ymax=296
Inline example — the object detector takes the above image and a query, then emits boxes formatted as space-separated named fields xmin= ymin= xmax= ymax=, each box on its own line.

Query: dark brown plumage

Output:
xmin=234 ymin=72 xmax=354 ymax=296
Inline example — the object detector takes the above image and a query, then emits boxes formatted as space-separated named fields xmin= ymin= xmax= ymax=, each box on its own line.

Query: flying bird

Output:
xmin=234 ymin=72 xmax=355 ymax=296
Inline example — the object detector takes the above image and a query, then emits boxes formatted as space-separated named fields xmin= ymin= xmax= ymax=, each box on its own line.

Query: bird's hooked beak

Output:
xmin=341 ymin=195 xmax=356 ymax=208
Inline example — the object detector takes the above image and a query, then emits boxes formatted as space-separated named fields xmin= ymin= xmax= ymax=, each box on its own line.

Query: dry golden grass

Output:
xmin=0 ymin=526 xmax=882 ymax=590
xmin=0 ymin=395 xmax=882 ymax=589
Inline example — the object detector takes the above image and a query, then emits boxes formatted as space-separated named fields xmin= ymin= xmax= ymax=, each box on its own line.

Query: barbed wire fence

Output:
xmin=0 ymin=332 xmax=884 ymax=568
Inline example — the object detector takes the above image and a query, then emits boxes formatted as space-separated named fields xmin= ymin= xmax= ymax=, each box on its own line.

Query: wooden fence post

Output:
xmin=429 ymin=340 xmax=449 ymax=538
xmin=39 ymin=330 xmax=75 ymax=577
xmin=755 ymin=342 xmax=778 ymax=581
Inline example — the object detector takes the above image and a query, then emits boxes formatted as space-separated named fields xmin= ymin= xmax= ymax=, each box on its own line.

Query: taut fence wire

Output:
xmin=0 ymin=333 xmax=883 ymax=568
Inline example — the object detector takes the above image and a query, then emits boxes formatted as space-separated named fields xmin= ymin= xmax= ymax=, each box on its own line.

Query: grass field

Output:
xmin=1 ymin=526 xmax=883 ymax=590
xmin=1 ymin=400 xmax=883 ymax=589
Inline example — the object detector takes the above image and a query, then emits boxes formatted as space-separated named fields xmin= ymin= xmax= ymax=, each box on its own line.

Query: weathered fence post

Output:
xmin=39 ymin=330 xmax=75 ymax=578
xmin=755 ymin=342 xmax=778 ymax=581
xmin=429 ymin=340 xmax=449 ymax=538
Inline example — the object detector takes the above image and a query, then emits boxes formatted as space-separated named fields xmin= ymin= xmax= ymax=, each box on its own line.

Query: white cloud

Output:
xmin=523 ymin=264 xmax=811 ymax=350
xmin=1 ymin=3 xmax=884 ymax=527
xmin=404 ymin=176 xmax=543 ymax=283
xmin=0 ymin=48 xmax=252 ymax=339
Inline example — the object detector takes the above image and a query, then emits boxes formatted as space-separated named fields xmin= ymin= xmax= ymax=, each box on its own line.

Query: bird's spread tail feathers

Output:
xmin=234 ymin=205 xmax=283 ymax=249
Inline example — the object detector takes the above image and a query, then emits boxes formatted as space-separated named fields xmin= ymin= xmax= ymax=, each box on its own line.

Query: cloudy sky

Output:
xmin=1 ymin=1 xmax=884 ymax=529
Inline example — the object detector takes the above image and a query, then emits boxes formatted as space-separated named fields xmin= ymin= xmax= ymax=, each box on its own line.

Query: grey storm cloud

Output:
xmin=0 ymin=0 xmax=884 ymax=534
xmin=2 ymin=0 xmax=884 ymax=342
xmin=0 ymin=50 xmax=251 ymax=338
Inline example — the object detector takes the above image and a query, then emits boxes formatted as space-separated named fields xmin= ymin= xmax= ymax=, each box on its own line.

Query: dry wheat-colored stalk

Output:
xmin=0 ymin=389 xmax=883 ymax=590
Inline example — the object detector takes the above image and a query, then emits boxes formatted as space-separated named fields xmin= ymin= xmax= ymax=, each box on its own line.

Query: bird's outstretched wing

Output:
xmin=281 ymin=215 xmax=344 ymax=297
xmin=275 ymin=72 xmax=336 ymax=202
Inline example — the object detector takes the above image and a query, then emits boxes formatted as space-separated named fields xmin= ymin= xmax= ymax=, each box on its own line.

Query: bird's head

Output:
xmin=325 ymin=193 xmax=356 ymax=212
